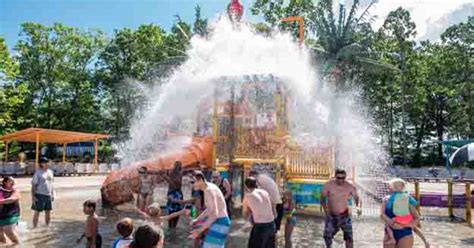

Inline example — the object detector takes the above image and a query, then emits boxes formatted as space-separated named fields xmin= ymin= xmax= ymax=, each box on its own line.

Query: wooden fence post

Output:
xmin=466 ymin=182 xmax=472 ymax=227
xmin=415 ymin=181 xmax=420 ymax=214
xmin=448 ymin=179 xmax=453 ymax=218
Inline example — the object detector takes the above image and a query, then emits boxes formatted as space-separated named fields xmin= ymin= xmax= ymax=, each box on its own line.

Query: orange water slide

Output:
xmin=101 ymin=136 xmax=213 ymax=206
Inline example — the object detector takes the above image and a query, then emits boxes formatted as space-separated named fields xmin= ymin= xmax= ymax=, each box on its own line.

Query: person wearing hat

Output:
xmin=31 ymin=157 xmax=54 ymax=228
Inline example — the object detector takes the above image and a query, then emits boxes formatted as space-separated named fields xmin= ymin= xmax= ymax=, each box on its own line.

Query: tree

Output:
xmin=193 ymin=5 xmax=209 ymax=37
xmin=13 ymin=23 xmax=105 ymax=131
xmin=441 ymin=17 xmax=473 ymax=139
xmin=379 ymin=7 xmax=417 ymax=166
xmin=97 ymin=24 xmax=189 ymax=140
xmin=0 ymin=36 xmax=23 ymax=136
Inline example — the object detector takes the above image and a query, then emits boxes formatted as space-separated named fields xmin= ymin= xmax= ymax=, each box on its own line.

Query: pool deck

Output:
xmin=13 ymin=175 xmax=106 ymax=192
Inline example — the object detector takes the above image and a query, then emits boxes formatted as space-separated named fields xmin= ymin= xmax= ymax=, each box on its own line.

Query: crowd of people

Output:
xmin=0 ymin=157 xmax=431 ymax=248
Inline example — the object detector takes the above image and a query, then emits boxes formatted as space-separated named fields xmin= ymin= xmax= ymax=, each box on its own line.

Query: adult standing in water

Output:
xmin=248 ymin=170 xmax=283 ymax=232
xmin=0 ymin=177 xmax=20 ymax=245
xmin=190 ymin=171 xmax=230 ymax=248
xmin=31 ymin=157 xmax=54 ymax=228
xmin=321 ymin=169 xmax=361 ymax=248
xmin=212 ymin=171 xmax=232 ymax=219
xmin=137 ymin=166 xmax=155 ymax=212
xmin=165 ymin=161 xmax=183 ymax=228
xmin=242 ymin=176 xmax=276 ymax=248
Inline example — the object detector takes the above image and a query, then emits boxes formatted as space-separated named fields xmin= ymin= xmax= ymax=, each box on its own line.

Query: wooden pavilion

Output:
xmin=0 ymin=128 xmax=108 ymax=171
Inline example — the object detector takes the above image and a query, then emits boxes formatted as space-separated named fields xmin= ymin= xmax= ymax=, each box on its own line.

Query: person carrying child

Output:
xmin=381 ymin=178 xmax=430 ymax=248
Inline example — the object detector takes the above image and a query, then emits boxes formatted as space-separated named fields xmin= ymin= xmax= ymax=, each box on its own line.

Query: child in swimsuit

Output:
xmin=385 ymin=179 xmax=430 ymax=247
xmin=282 ymin=191 xmax=296 ymax=248
xmin=78 ymin=200 xmax=102 ymax=248
xmin=136 ymin=203 xmax=189 ymax=227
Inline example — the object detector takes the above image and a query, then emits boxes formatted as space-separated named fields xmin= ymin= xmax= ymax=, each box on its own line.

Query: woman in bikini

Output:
xmin=137 ymin=167 xmax=155 ymax=212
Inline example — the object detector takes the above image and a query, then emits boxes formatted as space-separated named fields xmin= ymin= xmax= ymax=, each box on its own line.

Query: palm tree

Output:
xmin=309 ymin=0 xmax=398 ymax=168
xmin=311 ymin=0 xmax=397 ymax=89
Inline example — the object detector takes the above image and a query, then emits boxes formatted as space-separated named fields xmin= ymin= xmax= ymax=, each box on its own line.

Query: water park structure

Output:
xmin=101 ymin=74 xmax=336 ymax=210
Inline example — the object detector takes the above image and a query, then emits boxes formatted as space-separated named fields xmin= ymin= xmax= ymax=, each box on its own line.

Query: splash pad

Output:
xmin=101 ymin=1 xmax=379 ymax=213
xmin=101 ymin=74 xmax=334 ymax=209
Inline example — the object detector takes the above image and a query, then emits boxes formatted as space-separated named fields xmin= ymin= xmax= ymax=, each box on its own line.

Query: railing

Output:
xmin=234 ymin=128 xmax=284 ymax=160
xmin=285 ymin=149 xmax=333 ymax=180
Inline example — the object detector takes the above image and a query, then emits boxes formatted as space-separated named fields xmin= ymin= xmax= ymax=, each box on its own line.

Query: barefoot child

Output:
xmin=136 ymin=203 xmax=189 ymax=227
xmin=78 ymin=200 xmax=102 ymax=248
xmin=385 ymin=178 xmax=430 ymax=248
xmin=282 ymin=190 xmax=296 ymax=248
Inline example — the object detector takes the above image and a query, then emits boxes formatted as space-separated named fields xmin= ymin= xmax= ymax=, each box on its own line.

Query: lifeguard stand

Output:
xmin=203 ymin=74 xmax=334 ymax=211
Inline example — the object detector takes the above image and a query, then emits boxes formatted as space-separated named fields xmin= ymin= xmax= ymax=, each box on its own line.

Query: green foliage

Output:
xmin=0 ymin=5 xmax=472 ymax=166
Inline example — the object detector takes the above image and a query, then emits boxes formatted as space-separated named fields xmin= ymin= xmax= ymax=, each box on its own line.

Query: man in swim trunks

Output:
xmin=31 ymin=157 xmax=54 ymax=228
xmin=190 ymin=171 xmax=230 ymax=248
xmin=212 ymin=171 xmax=232 ymax=219
xmin=164 ymin=161 xmax=184 ymax=228
xmin=321 ymin=169 xmax=361 ymax=248
xmin=243 ymin=176 xmax=276 ymax=248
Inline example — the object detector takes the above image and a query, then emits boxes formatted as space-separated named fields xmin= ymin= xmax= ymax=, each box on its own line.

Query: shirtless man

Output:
xmin=321 ymin=169 xmax=361 ymax=248
xmin=243 ymin=176 xmax=276 ymax=248
xmin=212 ymin=171 xmax=232 ymax=219
xmin=190 ymin=171 xmax=230 ymax=248
xmin=248 ymin=171 xmax=282 ymax=231
xmin=164 ymin=161 xmax=184 ymax=228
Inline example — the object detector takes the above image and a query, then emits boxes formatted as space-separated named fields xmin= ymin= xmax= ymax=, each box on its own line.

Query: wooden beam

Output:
xmin=414 ymin=181 xmax=420 ymax=214
xmin=448 ymin=179 xmax=453 ymax=218
xmin=466 ymin=182 xmax=472 ymax=227
xmin=4 ymin=141 xmax=8 ymax=162
xmin=62 ymin=143 xmax=66 ymax=163
xmin=35 ymin=132 xmax=40 ymax=168
xmin=94 ymin=138 xmax=98 ymax=172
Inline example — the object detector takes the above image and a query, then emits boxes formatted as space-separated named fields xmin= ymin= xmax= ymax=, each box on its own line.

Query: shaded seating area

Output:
xmin=0 ymin=128 xmax=108 ymax=175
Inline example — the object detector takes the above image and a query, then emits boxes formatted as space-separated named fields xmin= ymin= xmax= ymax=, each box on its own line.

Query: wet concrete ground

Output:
xmin=5 ymin=177 xmax=474 ymax=247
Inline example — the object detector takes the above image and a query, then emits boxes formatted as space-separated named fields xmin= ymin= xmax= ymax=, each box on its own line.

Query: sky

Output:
xmin=0 ymin=0 xmax=472 ymax=50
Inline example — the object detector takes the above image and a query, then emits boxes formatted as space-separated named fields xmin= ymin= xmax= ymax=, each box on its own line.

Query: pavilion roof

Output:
xmin=0 ymin=128 xmax=108 ymax=144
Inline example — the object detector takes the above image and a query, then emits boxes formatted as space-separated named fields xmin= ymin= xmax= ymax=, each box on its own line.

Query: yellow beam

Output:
xmin=286 ymin=178 xmax=329 ymax=184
